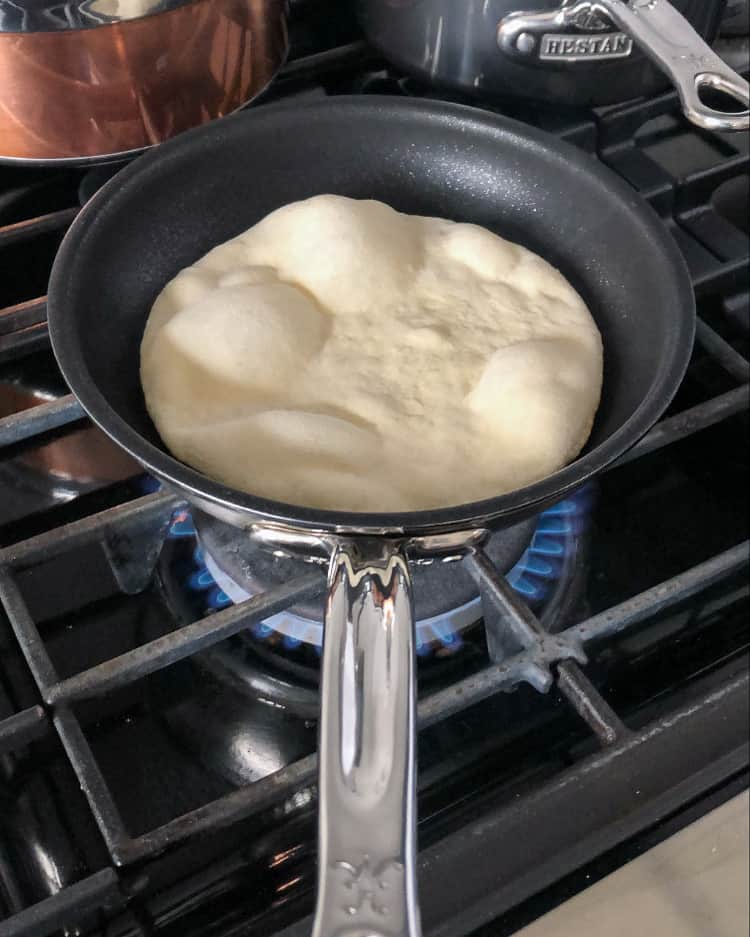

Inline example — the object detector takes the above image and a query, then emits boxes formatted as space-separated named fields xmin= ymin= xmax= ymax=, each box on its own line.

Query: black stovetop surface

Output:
xmin=0 ymin=5 xmax=748 ymax=937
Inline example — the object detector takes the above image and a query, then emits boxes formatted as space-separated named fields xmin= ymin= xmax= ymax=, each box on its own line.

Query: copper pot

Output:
xmin=0 ymin=0 xmax=288 ymax=165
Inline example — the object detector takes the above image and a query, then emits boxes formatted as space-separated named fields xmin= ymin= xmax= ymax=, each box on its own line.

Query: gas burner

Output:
xmin=158 ymin=486 xmax=593 ymax=686
xmin=154 ymin=489 xmax=592 ymax=784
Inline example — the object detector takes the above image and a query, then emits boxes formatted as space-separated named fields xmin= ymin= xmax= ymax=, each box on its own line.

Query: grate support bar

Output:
xmin=52 ymin=707 xmax=132 ymax=856
xmin=0 ymin=568 xmax=59 ymax=689
xmin=465 ymin=548 xmax=547 ymax=647
xmin=0 ymin=320 xmax=50 ymax=363
xmin=556 ymin=660 xmax=628 ymax=746
xmin=0 ymin=395 xmax=85 ymax=449
xmin=45 ymin=574 xmax=326 ymax=704
xmin=117 ymin=754 xmax=318 ymax=865
xmin=0 ymin=207 xmax=79 ymax=250
xmin=570 ymin=540 xmax=748 ymax=646
xmin=0 ymin=705 xmax=48 ymax=756
xmin=421 ymin=541 xmax=747 ymax=727
xmin=0 ymin=298 xmax=46 ymax=337
xmin=613 ymin=384 xmax=749 ymax=468
xmin=0 ymin=868 xmax=121 ymax=937
xmin=0 ymin=490 xmax=180 ymax=568
xmin=465 ymin=547 xmax=587 ymax=691
xmin=695 ymin=317 xmax=750 ymax=384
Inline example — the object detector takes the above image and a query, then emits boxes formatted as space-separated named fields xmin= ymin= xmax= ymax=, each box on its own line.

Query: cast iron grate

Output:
xmin=0 ymin=43 xmax=748 ymax=937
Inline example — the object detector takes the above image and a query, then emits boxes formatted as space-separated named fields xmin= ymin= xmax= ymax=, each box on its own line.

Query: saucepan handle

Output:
xmin=497 ymin=0 xmax=749 ymax=133
xmin=585 ymin=0 xmax=749 ymax=132
xmin=312 ymin=539 xmax=422 ymax=937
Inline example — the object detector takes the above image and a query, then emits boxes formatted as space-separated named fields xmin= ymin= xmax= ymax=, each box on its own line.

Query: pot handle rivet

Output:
xmin=516 ymin=31 xmax=537 ymax=54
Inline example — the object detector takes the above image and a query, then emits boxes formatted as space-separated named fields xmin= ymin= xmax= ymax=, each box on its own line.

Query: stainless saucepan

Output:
xmin=358 ymin=0 xmax=749 ymax=131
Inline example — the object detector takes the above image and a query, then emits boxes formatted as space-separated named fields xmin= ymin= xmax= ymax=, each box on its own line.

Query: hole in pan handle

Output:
xmin=583 ymin=0 xmax=749 ymax=132
xmin=312 ymin=538 xmax=422 ymax=937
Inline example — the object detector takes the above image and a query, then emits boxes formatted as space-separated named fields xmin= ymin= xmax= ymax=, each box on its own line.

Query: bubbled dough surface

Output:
xmin=140 ymin=196 xmax=603 ymax=513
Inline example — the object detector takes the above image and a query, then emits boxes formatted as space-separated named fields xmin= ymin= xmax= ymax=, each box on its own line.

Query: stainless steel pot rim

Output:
xmin=47 ymin=96 xmax=697 ymax=539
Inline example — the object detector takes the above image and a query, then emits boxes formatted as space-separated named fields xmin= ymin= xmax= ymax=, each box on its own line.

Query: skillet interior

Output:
xmin=47 ymin=96 xmax=695 ymax=535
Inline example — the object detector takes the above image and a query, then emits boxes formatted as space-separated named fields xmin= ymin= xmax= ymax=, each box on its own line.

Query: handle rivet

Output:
xmin=516 ymin=31 xmax=536 ymax=54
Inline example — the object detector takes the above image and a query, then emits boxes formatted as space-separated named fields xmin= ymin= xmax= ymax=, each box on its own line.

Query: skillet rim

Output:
xmin=47 ymin=95 xmax=696 ymax=537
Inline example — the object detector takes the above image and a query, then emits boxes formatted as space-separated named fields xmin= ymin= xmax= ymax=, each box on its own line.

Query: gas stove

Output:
xmin=0 ymin=5 xmax=748 ymax=937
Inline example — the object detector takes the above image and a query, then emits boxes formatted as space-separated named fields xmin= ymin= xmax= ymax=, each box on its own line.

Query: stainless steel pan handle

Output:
xmin=589 ymin=0 xmax=749 ymax=132
xmin=498 ymin=0 xmax=749 ymax=133
xmin=312 ymin=539 xmax=422 ymax=937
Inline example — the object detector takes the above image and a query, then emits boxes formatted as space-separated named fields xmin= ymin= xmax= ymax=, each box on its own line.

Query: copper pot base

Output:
xmin=0 ymin=0 xmax=288 ymax=164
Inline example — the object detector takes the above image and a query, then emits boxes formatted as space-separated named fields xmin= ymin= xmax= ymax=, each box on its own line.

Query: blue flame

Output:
xmin=169 ymin=511 xmax=199 ymax=539
xmin=139 ymin=476 xmax=162 ymax=495
xmin=168 ymin=484 xmax=593 ymax=655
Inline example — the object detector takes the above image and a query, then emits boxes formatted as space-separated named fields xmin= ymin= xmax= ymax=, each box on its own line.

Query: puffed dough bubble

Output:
xmin=159 ymin=283 xmax=325 ymax=389
xmin=236 ymin=196 xmax=423 ymax=314
xmin=141 ymin=281 xmax=327 ymax=424
xmin=467 ymin=338 xmax=603 ymax=484
xmin=140 ymin=195 xmax=603 ymax=512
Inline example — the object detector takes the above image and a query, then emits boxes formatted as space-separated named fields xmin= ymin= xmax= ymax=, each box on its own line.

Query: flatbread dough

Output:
xmin=141 ymin=195 xmax=603 ymax=512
